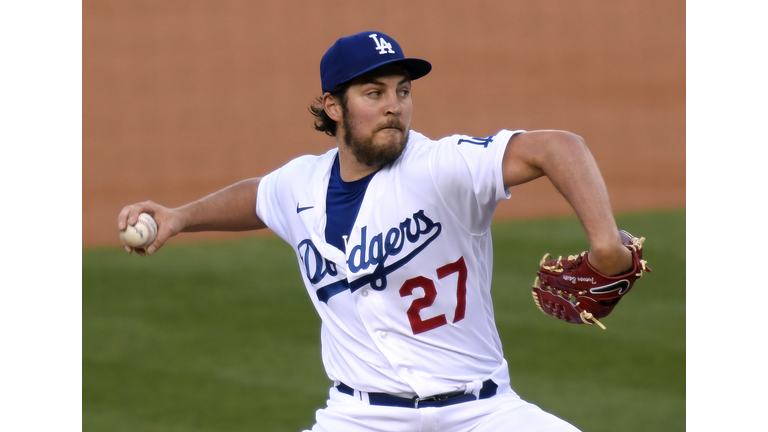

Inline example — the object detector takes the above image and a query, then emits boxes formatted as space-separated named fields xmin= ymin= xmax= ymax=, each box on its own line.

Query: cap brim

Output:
xmin=326 ymin=58 xmax=432 ymax=92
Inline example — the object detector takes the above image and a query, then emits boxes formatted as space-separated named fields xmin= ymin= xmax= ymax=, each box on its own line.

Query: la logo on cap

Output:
xmin=369 ymin=34 xmax=395 ymax=55
xmin=319 ymin=31 xmax=431 ymax=92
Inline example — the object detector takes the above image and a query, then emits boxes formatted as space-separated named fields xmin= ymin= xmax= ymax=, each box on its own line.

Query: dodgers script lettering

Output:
xmin=298 ymin=210 xmax=442 ymax=303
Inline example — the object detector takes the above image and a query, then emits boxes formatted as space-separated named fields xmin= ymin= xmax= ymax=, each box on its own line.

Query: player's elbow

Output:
xmin=525 ymin=130 xmax=589 ymax=161
xmin=547 ymin=130 xmax=586 ymax=151
xmin=503 ymin=130 xmax=591 ymax=187
xmin=540 ymin=131 xmax=591 ymax=164
xmin=527 ymin=130 xmax=594 ymax=175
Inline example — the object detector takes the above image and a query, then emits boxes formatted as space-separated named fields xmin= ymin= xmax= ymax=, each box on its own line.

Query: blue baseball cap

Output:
xmin=320 ymin=31 xmax=432 ymax=93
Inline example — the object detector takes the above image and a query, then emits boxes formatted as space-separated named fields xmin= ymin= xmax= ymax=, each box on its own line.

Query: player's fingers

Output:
xmin=145 ymin=207 xmax=179 ymax=255
xmin=126 ymin=200 xmax=158 ymax=226
xmin=119 ymin=202 xmax=177 ymax=256
xmin=120 ymin=242 xmax=133 ymax=254
xmin=119 ymin=201 xmax=163 ymax=254
xmin=146 ymin=226 xmax=171 ymax=255
xmin=117 ymin=204 xmax=135 ymax=231
xmin=118 ymin=201 xmax=151 ymax=229
xmin=118 ymin=205 xmax=137 ymax=253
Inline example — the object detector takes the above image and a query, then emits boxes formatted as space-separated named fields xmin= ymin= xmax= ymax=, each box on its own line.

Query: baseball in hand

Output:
xmin=120 ymin=212 xmax=158 ymax=249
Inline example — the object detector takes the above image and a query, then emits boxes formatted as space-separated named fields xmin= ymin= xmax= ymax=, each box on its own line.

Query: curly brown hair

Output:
xmin=308 ymin=85 xmax=349 ymax=137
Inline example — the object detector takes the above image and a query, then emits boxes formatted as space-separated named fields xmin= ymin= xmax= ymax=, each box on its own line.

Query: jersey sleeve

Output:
xmin=428 ymin=129 xmax=524 ymax=234
xmin=256 ymin=165 xmax=292 ymax=242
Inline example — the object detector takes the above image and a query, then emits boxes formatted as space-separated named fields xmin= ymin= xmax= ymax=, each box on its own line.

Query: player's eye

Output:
xmin=399 ymin=89 xmax=410 ymax=98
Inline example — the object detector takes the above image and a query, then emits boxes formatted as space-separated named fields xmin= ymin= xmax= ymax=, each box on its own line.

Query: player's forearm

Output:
xmin=524 ymin=132 xmax=631 ymax=275
xmin=540 ymin=135 xmax=616 ymax=239
xmin=175 ymin=178 xmax=266 ymax=232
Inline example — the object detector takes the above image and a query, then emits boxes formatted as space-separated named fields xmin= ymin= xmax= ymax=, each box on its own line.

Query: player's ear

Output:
xmin=323 ymin=92 xmax=343 ymax=122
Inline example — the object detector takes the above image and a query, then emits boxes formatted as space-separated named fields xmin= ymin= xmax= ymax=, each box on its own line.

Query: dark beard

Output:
xmin=342 ymin=110 xmax=408 ymax=168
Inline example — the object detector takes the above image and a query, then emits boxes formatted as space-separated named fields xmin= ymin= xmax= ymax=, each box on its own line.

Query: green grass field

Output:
xmin=83 ymin=209 xmax=685 ymax=432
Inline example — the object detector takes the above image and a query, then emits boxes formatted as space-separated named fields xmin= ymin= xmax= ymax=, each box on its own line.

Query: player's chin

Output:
xmin=376 ymin=138 xmax=407 ymax=157
xmin=362 ymin=139 xmax=407 ymax=167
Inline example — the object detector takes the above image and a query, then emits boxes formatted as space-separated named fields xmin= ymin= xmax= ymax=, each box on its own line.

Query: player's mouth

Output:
xmin=377 ymin=122 xmax=404 ymax=133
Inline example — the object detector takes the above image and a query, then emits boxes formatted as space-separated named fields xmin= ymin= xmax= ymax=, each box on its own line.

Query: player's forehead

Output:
xmin=349 ymin=65 xmax=411 ymax=87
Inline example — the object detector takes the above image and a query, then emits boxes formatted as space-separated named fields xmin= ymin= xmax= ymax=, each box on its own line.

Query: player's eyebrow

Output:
xmin=364 ymin=77 xmax=410 ymax=88
xmin=358 ymin=72 xmax=411 ymax=87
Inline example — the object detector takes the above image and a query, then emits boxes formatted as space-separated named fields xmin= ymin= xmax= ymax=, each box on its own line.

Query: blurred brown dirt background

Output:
xmin=83 ymin=0 xmax=685 ymax=247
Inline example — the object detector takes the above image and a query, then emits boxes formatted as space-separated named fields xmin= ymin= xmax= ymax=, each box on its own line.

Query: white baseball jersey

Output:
xmin=256 ymin=129 xmax=521 ymax=398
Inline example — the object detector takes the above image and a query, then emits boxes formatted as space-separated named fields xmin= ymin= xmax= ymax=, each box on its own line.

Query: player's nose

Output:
xmin=383 ymin=91 xmax=403 ymax=115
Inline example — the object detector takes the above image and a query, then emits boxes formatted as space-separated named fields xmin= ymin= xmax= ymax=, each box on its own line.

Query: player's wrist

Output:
xmin=171 ymin=206 xmax=195 ymax=234
xmin=587 ymin=245 xmax=633 ymax=276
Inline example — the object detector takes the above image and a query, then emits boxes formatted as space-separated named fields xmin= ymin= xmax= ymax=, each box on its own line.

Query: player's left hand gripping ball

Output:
xmin=532 ymin=230 xmax=651 ymax=330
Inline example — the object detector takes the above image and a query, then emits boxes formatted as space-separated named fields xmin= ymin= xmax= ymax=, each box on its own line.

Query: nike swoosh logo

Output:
xmin=297 ymin=204 xmax=314 ymax=213
xmin=589 ymin=280 xmax=631 ymax=295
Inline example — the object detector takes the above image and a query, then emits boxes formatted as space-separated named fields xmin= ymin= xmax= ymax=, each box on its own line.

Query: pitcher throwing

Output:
xmin=118 ymin=31 xmax=648 ymax=431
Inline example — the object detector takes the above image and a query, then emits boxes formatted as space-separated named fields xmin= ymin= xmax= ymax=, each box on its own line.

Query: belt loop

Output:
xmin=358 ymin=389 xmax=370 ymax=404
xmin=464 ymin=379 xmax=485 ymax=398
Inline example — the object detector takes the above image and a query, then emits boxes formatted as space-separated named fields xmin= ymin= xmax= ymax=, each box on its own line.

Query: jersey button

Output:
xmin=380 ymin=331 xmax=388 ymax=339
xmin=407 ymin=368 xmax=414 ymax=374
xmin=361 ymin=290 xmax=369 ymax=297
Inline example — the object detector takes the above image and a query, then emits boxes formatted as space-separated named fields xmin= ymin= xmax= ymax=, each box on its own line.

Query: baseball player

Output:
xmin=118 ymin=31 xmax=635 ymax=431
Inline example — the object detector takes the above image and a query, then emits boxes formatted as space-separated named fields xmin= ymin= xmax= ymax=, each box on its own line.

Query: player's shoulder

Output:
xmin=400 ymin=130 xmax=451 ymax=156
xmin=276 ymin=148 xmax=336 ymax=176
xmin=440 ymin=130 xmax=523 ymax=147
xmin=405 ymin=130 xmax=463 ymax=147
xmin=263 ymin=148 xmax=336 ymax=194
xmin=403 ymin=129 xmax=522 ymax=159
